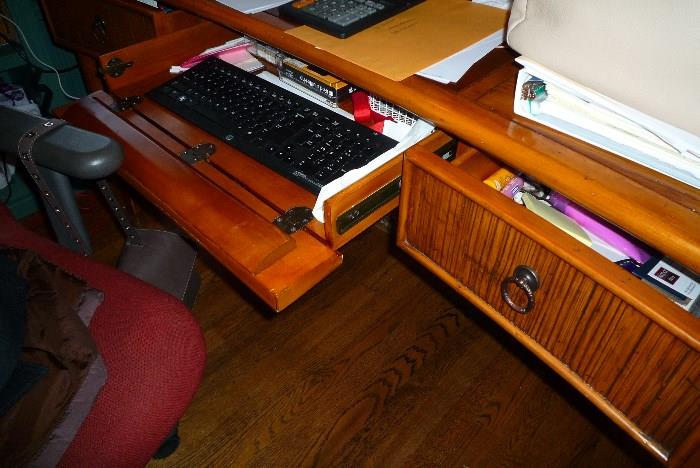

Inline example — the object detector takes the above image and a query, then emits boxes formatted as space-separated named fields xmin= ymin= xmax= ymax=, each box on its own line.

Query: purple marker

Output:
xmin=548 ymin=192 xmax=652 ymax=264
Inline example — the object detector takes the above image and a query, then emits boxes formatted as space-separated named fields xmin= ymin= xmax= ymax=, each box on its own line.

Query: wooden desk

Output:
xmin=40 ymin=0 xmax=203 ymax=91
xmin=50 ymin=1 xmax=699 ymax=465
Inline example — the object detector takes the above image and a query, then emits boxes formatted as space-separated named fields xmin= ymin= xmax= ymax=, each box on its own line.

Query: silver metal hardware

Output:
xmin=101 ymin=57 xmax=134 ymax=78
xmin=501 ymin=265 xmax=540 ymax=314
xmin=116 ymin=96 xmax=143 ymax=112
xmin=180 ymin=143 xmax=216 ymax=164
xmin=273 ymin=207 xmax=314 ymax=233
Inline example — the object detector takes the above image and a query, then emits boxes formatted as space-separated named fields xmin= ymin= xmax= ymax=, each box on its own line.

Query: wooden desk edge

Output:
xmin=163 ymin=0 xmax=700 ymax=274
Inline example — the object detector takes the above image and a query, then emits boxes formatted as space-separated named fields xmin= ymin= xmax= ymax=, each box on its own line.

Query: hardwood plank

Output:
xmin=22 ymin=192 xmax=657 ymax=467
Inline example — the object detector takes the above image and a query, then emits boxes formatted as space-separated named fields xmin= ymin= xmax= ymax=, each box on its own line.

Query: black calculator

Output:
xmin=279 ymin=0 xmax=425 ymax=39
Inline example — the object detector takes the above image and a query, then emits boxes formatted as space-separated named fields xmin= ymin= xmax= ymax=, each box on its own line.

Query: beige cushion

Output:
xmin=507 ymin=0 xmax=700 ymax=136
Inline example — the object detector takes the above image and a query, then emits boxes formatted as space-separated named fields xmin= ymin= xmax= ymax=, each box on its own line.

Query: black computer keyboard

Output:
xmin=279 ymin=0 xmax=425 ymax=39
xmin=146 ymin=58 xmax=397 ymax=194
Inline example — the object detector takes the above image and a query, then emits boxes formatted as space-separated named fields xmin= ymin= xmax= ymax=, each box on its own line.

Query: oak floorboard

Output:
xmin=21 ymin=190 xmax=659 ymax=467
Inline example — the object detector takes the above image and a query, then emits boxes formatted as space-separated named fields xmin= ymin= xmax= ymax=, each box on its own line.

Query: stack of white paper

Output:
xmin=472 ymin=0 xmax=513 ymax=10
xmin=215 ymin=0 xmax=288 ymax=14
xmin=417 ymin=29 xmax=504 ymax=84
xmin=514 ymin=57 xmax=700 ymax=189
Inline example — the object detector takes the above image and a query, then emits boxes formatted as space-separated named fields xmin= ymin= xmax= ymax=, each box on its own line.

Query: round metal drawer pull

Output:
xmin=501 ymin=265 xmax=540 ymax=314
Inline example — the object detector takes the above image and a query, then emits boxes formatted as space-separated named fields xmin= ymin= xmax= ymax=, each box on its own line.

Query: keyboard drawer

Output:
xmin=397 ymin=145 xmax=700 ymax=463
xmin=60 ymin=92 xmax=342 ymax=311
xmin=57 ymin=26 xmax=436 ymax=310
xmin=59 ymin=88 xmax=421 ymax=311
xmin=90 ymin=24 xmax=425 ymax=251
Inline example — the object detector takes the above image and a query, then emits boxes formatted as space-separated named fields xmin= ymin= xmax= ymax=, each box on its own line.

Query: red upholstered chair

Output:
xmin=0 ymin=202 xmax=206 ymax=466
xmin=1 ymin=106 xmax=205 ymax=465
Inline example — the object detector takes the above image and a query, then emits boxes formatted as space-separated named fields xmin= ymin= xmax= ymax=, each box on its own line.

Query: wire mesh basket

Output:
xmin=369 ymin=95 xmax=417 ymax=126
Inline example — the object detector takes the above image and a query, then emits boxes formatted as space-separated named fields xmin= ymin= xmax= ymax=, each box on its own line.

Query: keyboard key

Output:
xmin=280 ymin=0 xmax=424 ymax=39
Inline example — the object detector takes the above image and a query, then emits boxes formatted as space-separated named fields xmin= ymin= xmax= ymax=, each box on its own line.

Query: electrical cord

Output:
xmin=0 ymin=30 xmax=79 ymax=74
xmin=0 ymin=13 xmax=80 ymax=100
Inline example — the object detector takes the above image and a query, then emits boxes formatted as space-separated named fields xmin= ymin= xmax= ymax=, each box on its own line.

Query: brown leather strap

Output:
xmin=96 ymin=179 xmax=142 ymax=246
xmin=16 ymin=118 xmax=90 ymax=255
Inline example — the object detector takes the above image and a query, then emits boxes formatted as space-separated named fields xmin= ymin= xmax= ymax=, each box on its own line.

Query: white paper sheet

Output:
xmin=135 ymin=0 xmax=159 ymax=8
xmin=471 ymin=0 xmax=513 ymax=10
xmin=215 ymin=0 xmax=289 ymax=14
xmin=312 ymin=119 xmax=434 ymax=221
xmin=417 ymin=29 xmax=504 ymax=83
xmin=514 ymin=57 xmax=700 ymax=189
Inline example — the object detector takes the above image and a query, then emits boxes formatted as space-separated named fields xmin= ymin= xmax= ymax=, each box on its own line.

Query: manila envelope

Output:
xmin=284 ymin=0 xmax=508 ymax=81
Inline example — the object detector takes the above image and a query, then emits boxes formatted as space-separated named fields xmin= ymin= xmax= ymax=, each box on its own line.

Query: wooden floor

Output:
xmin=26 ymin=192 xmax=660 ymax=467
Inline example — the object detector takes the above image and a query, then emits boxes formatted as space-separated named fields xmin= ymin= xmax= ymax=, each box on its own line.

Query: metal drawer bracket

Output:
xmin=336 ymin=177 xmax=401 ymax=235
xmin=180 ymin=143 xmax=216 ymax=164
xmin=101 ymin=57 xmax=134 ymax=78
xmin=274 ymin=207 xmax=314 ymax=234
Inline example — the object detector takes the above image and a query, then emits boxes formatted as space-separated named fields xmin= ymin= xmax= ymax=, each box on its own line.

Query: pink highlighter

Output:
xmin=179 ymin=43 xmax=252 ymax=69
xmin=548 ymin=192 xmax=652 ymax=264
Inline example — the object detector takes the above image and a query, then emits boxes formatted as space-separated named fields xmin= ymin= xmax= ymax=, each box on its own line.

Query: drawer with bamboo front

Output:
xmin=396 ymin=144 xmax=700 ymax=465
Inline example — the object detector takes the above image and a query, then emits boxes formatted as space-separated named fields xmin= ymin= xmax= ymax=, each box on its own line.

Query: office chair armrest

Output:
xmin=0 ymin=106 xmax=123 ymax=180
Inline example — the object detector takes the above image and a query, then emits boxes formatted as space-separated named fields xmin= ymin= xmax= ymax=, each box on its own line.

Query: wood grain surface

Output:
xmin=22 ymin=189 xmax=657 ymax=467
xmin=161 ymin=1 xmax=700 ymax=274
xmin=397 ymin=147 xmax=700 ymax=464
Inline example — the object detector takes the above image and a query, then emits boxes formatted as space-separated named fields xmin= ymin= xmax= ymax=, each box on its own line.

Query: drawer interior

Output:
xmin=445 ymin=144 xmax=699 ymax=320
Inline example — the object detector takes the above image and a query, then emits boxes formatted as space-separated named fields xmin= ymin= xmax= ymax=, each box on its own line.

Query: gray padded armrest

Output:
xmin=0 ymin=106 xmax=123 ymax=180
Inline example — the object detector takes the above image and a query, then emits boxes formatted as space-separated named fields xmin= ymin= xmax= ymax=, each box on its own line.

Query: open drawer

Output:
xmin=397 ymin=144 xmax=700 ymax=465
xmin=60 ymin=91 xmax=342 ymax=311
xmin=56 ymin=22 xmax=444 ymax=310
